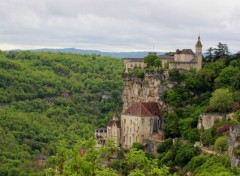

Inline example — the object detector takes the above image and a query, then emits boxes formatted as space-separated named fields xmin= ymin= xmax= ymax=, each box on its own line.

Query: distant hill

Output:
xmin=32 ymin=48 xmax=165 ymax=58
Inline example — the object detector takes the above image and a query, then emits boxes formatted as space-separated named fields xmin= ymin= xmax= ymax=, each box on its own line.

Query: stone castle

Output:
xmin=95 ymin=36 xmax=202 ymax=150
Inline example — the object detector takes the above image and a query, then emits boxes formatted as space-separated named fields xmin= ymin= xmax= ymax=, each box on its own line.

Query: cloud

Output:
xmin=1 ymin=0 xmax=240 ymax=52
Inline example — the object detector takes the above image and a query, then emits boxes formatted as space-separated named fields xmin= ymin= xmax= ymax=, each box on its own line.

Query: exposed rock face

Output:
xmin=228 ymin=126 xmax=240 ymax=167
xmin=122 ymin=72 xmax=169 ymax=112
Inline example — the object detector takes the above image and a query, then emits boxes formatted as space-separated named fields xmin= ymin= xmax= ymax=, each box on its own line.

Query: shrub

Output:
xmin=214 ymin=136 xmax=228 ymax=153
xmin=216 ymin=125 xmax=229 ymax=134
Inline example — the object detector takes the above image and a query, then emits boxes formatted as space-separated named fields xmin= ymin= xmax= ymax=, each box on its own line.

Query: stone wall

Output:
xmin=197 ymin=113 xmax=226 ymax=130
xmin=169 ymin=62 xmax=198 ymax=71
xmin=228 ymin=126 xmax=240 ymax=167
xmin=174 ymin=53 xmax=194 ymax=62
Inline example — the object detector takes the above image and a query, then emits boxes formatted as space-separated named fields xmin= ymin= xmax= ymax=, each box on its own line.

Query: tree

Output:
xmin=209 ymin=88 xmax=233 ymax=113
xmin=144 ymin=54 xmax=160 ymax=68
xmin=214 ymin=42 xmax=229 ymax=59
xmin=201 ymin=128 xmax=214 ymax=146
xmin=214 ymin=136 xmax=228 ymax=153
xmin=206 ymin=47 xmax=214 ymax=61
xmin=164 ymin=112 xmax=180 ymax=138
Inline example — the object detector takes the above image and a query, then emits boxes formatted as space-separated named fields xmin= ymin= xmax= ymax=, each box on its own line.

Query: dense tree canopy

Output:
xmin=0 ymin=51 xmax=123 ymax=175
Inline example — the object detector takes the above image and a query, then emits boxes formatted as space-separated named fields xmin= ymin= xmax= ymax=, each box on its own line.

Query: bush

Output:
xmin=201 ymin=129 xmax=214 ymax=146
xmin=216 ymin=125 xmax=229 ymax=134
xmin=214 ymin=136 xmax=228 ymax=153
xmin=234 ymin=110 xmax=240 ymax=122
xmin=157 ymin=138 xmax=173 ymax=153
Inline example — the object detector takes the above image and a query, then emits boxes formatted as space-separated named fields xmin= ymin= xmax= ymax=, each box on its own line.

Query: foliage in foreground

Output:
xmin=45 ymin=138 xmax=175 ymax=176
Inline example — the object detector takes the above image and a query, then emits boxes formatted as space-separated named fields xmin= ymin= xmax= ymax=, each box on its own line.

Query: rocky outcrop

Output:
xmin=122 ymin=72 xmax=169 ymax=112
xmin=228 ymin=126 xmax=240 ymax=167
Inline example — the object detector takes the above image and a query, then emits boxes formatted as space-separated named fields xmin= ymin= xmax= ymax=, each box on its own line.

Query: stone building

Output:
xmin=121 ymin=102 xmax=161 ymax=149
xmin=123 ymin=58 xmax=146 ymax=73
xmin=169 ymin=36 xmax=202 ymax=71
xmin=95 ymin=128 xmax=107 ymax=148
xmin=107 ymin=114 xmax=121 ymax=146
xmin=123 ymin=36 xmax=203 ymax=72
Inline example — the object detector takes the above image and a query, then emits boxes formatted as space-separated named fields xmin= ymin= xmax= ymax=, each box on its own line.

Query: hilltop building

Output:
xmin=169 ymin=36 xmax=202 ymax=71
xmin=123 ymin=58 xmax=146 ymax=73
xmin=124 ymin=36 xmax=203 ymax=72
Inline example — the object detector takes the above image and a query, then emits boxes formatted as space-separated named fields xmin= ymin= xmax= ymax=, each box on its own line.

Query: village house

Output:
xmin=94 ymin=128 xmax=107 ymax=148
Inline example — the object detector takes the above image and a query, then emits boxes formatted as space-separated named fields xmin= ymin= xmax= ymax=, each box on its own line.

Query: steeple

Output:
xmin=195 ymin=35 xmax=202 ymax=55
xmin=195 ymin=35 xmax=202 ymax=48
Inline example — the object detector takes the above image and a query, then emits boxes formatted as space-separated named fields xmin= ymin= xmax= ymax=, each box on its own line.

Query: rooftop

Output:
xmin=175 ymin=49 xmax=195 ymax=55
xmin=124 ymin=58 xmax=144 ymax=62
xmin=123 ymin=102 xmax=160 ymax=117
xmin=161 ymin=56 xmax=174 ymax=60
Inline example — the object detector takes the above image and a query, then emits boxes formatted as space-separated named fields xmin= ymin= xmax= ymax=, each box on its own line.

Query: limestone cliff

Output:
xmin=228 ymin=126 xmax=240 ymax=167
xmin=122 ymin=72 xmax=170 ymax=112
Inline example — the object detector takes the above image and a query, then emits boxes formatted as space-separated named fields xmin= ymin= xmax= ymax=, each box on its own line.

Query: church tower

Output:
xmin=195 ymin=36 xmax=202 ymax=70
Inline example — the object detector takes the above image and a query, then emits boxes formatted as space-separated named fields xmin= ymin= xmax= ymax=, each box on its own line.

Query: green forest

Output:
xmin=0 ymin=50 xmax=123 ymax=175
xmin=1 ymin=49 xmax=240 ymax=175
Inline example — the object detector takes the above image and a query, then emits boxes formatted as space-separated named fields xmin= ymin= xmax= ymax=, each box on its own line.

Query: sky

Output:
xmin=1 ymin=0 xmax=240 ymax=53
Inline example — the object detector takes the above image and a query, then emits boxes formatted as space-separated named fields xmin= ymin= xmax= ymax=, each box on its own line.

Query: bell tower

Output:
xmin=195 ymin=36 xmax=202 ymax=70
xmin=195 ymin=35 xmax=202 ymax=55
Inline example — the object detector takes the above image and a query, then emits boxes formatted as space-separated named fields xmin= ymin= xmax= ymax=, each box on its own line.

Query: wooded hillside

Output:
xmin=0 ymin=51 xmax=123 ymax=175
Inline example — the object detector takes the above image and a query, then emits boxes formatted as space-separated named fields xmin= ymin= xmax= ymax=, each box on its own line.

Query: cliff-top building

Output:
xmin=124 ymin=36 xmax=203 ymax=72
xmin=169 ymin=36 xmax=202 ymax=71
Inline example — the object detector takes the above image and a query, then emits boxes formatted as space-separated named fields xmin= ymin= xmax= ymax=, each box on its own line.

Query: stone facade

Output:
xmin=197 ymin=113 xmax=226 ymax=130
xmin=121 ymin=102 xmax=161 ymax=149
xmin=95 ymin=128 xmax=107 ymax=148
xmin=107 ymin=114 xmax=121 ymax=146
xmin=169 ymin=36 xmax=202 ymax=71
xmin=124 ymin=58 xmax=146 ymax=73
xmin=123 ymin=36 xmax=203 ymax=73
xmin=228 ymin=126 xmax=240 ymax=167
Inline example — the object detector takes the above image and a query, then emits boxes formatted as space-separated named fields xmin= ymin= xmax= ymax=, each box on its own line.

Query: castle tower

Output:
xmin=195 ymin=36 xmax=202 ymax=70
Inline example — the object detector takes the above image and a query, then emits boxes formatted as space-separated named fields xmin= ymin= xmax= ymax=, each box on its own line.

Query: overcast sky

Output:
xmin=1 ymin=0 xmax=240 ymax=52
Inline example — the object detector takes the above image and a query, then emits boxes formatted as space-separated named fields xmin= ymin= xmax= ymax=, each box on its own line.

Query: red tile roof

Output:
xmin=175 ymin=49 xmax=195 ymax=55
xmin=123 ymin=102 xmax=160 ymax=117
